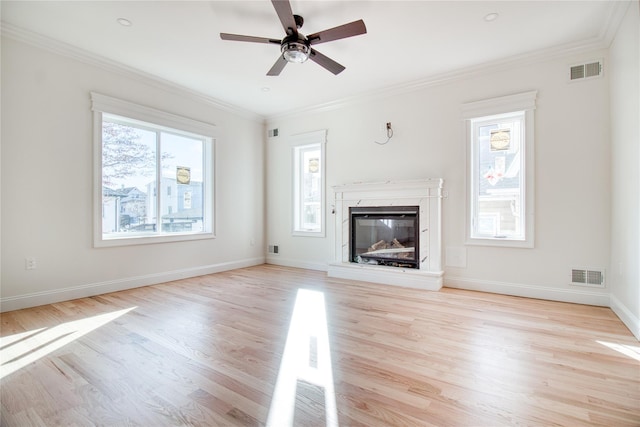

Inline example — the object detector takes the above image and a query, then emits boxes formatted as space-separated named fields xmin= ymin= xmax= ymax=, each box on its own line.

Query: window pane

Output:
xmin=102 ymin=122 xmax=156 ymax=235
xmin=293 ymin=140 xmax=324 ymax=236
xmin=301 ymin=148 xmax=321 ymax=231
xmin=159 ymin=133 xmax=204 ymax=233
xmin=473 ymin=115 xmax=524 ymax=239
xmin=94 ymin=94 xmax=215 ymax=246
xmin=464 ymin=91 xmax=535 ymax=247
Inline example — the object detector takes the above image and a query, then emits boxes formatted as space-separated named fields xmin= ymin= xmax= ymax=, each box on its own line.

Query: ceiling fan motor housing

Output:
xmin=281 ymin=33 xmax=310 ymax=63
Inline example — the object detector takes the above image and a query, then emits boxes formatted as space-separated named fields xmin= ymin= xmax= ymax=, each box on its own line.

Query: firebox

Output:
xmin=350 ymin=206 xmax=419 ymax=269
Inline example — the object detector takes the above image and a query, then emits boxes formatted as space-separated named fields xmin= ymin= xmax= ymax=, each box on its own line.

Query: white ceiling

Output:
xmin=1 ymin=1 xmax=628 ymax=118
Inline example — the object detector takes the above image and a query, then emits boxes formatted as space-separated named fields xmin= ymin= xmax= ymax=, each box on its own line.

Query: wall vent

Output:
xmin=571 ymin=268 xmax=605 ymax=287
xmin=268 ymin=128 xmax=279 ymax=138
xmin=569 ymin=60 xmax=602 ymax=81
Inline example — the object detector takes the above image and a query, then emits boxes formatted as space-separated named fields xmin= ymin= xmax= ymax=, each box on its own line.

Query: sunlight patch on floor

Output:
xmin=597 ymin=340 xmax=640 ymax=362
xmin=267 ymin=289 xmax=338 ymax=427
xmin=0 ymin=307 xmax=136 ymax=379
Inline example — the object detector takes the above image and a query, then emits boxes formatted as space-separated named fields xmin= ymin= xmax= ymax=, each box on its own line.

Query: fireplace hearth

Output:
xmin=328 ymin=179 xmax=444 ymax=290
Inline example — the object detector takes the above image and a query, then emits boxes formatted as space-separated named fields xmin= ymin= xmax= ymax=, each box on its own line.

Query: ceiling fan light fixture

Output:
xmin=282 ymin=41 xmax=310 ymax=63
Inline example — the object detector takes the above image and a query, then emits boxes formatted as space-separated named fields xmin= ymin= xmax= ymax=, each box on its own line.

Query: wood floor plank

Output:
xmin=1 ymin=265 xmax=638 ymax=426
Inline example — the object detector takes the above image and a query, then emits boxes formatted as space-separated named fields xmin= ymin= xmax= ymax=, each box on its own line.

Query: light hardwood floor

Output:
xmin=1 ymin=265 xmax=638 ymax=426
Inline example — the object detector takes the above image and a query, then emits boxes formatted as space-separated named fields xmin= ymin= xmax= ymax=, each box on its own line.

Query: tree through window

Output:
xmin=92 ymin=93 xmax=215 ymax=246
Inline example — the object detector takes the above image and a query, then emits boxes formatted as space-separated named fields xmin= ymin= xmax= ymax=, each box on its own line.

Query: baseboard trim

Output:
xmin=266 ymin=256 xmax=328 ymax=272
xmin=445 ymin=276 xmax=610 ymax=307
xmin=609 ymin=294 xmax=640 ymax=340
xmin=0 ymin=257 xmax=265 ymax=312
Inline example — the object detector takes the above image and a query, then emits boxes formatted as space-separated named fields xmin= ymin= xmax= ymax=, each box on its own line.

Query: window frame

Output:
xmin=463 ymin=91 xmax=537 ymax=248
xmin=91 ymin=92 xmax=216 ymax=247
xmin=291 ymin=130 xmax=326 ymax=237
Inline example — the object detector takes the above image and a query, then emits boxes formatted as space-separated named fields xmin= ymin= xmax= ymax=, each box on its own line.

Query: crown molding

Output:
xmin=1 ymin=22 xmax=265 ymax=123
xmin=2 ymin=0 xmax=629 ymax=124
xmin=267 ymin=35 xmax=609 ymax=121
xmin=598 ymin=0 xmax=633 ymax=46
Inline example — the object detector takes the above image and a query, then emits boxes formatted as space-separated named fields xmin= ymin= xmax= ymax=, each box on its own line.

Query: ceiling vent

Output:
xmin=569 ymin=60 xmax=602 ymax=81
xmin=571 ymin=268 xmax=605 ymax=287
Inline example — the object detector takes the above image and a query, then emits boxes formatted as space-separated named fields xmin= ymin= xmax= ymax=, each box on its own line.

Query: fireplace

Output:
xmin=328 ymin=179 xmax=444 ymax=290
xmin=350 ymin=206 xmax=419 ymax=268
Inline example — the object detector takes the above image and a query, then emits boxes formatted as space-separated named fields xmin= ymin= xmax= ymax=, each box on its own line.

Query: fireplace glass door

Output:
xmin=350 ymin=206 xmax=419 ymax=268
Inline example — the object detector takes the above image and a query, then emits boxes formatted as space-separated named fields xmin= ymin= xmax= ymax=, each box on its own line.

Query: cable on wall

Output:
xmin=374 ymin=122 xmax=394 ymax=145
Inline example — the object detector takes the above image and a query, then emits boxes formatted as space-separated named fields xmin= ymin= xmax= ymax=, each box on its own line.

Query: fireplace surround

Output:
xmin=328 ymin=179 xmax=443 ymax=290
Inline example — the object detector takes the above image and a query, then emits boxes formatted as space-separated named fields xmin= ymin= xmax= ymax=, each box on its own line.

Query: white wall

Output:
xmin=0 ymin=36 xmax=265 ymax=311
xmin=266 ymin=49 xmax=613 ymax=306
xmin=609 ymin=1 xmax=640 ymax=339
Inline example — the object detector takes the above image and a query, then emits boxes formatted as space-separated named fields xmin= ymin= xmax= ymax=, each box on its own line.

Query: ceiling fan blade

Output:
xmin=271 ymin=0 xmax=298 ymax=35
xmin=267 ymin=55 xmax=288 ymax=76
xmin=220 ymin=33 xmax=281 ymax=44
xmin=309 ymin=48 xmax=345 ymax=75
xmin=307 ymin=19 xmax=367 ymax=45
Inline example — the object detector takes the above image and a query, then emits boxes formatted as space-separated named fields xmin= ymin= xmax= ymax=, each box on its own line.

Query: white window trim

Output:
xmin=291 ymin=130 xmax=327 ymax=238
xmin=91 ymin=92 xmax=216 ymax=247
xmin=463 ymin=91 xmax=537 ymax=248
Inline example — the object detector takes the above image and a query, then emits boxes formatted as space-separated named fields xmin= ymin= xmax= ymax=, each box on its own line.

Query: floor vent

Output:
xmin=571 ymin=268 xmax=605 ymax=287
xmin=569 ymin=60 xmax=602 ymax=81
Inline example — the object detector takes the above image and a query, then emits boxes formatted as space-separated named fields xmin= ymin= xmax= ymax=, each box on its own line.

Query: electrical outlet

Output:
xmin=25 ymin=257 xmax=37 ymax=270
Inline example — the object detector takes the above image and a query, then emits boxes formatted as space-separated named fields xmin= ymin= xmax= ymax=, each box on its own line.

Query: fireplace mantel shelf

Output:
xmin=328 ymin=179 xmax=444 ymax=291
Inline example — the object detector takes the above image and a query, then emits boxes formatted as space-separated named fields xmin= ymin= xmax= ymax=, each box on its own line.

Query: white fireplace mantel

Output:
xmin=328 ymin=179 xmax=444 ymax=290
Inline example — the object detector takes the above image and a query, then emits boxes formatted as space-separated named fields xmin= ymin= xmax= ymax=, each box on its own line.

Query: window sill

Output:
xmin=292 ymin=230 xmax=325 ymax=238
xmin=465 ymin=237 xmax=533 ymax=249
xmin=95 ymin=231 xmax=215 ymax=248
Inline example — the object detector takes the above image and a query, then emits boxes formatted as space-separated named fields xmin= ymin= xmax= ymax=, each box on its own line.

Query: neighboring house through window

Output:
xmin=463 ymin=91 xmax=536 ymax=248
xmin=91 ymin=93 xmax=215 ymax=247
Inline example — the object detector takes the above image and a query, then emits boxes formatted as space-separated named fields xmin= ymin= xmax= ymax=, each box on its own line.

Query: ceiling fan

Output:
xmin=220 ymin=0 xmax=366 ymax=76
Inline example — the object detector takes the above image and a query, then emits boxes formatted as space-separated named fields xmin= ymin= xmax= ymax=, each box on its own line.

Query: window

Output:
xmin=292 ymin=130 xmax=326 ymax=237
xmin=91 ymin=93 xmax=215 ymax=247
xmin=463 ymin=91 xmax=536 ymax=247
